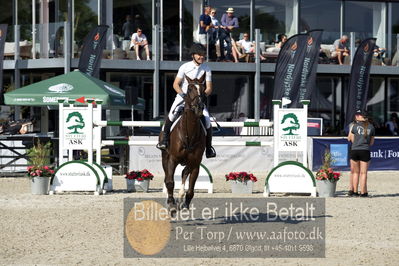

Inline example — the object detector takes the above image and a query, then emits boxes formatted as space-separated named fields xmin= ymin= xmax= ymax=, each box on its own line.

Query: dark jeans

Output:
xmin=218 ymin=28 xmax=232 ymax=60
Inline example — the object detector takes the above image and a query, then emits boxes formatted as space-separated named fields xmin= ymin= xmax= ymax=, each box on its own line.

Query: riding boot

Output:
xmin=156 ymin=118 xmax=173 ymax=150
xmin=205 ymin=127 xmax=216 ymax=158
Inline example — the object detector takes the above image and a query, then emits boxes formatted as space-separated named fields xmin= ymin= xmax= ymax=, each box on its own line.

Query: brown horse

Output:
xmin=160 ymin=74 xmax=206 ymax=216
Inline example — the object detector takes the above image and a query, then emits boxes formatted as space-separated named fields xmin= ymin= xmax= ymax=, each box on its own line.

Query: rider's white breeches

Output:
xmin=168 ymin=94 xmax=211 ymax=129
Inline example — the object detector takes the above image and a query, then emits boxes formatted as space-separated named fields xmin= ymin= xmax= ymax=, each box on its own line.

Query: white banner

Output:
xmin=129 ymin=136 xmax=276 ymax=176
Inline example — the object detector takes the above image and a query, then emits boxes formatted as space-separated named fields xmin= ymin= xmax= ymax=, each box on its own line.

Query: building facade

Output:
xmin=1 ymin=0 xmax=399 ymax=135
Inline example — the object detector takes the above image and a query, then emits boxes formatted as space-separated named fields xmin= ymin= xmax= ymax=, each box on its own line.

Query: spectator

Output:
xmin=208 ymin=8 xmax=220 ymax=60
xmin=237 ymin=33 xmax=266 ymax=61
xmin=219 ymin=7 xmax=239 ymax=61
xmin=122 ymin=15 xmax=135 ymax=40
xmin=386 ymin=113 xmax=398 ymax=135
xmin=275 ymin=34 xmax=287 ymax=48
xmin=331 ymin=35 xmax=350 ymax=65
xmin=130 ymin=28 xmax=150 ymax=60
xmin=198 ymin=6 xmax=212 ymax=47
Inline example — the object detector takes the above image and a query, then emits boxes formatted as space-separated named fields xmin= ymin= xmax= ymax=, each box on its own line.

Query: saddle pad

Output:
xmin=168 ymin=116 xmax=207 ymax=136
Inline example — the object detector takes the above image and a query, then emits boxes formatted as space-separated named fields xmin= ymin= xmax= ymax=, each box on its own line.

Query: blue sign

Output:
xmin=330 ymin=144 xmax=348 ymax=166
xmin=312 ymin=137 xmax=399 ymax=171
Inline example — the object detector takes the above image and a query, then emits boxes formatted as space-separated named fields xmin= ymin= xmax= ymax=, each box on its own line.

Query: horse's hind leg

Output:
xmin=178 ymin=166 xmax=190 ymax=209
xmin=183 ymin=166 xmax=200 ymax=210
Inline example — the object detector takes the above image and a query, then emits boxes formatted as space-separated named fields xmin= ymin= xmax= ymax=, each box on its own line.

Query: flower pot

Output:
xmin=316 ymin=180 xmax=337 ymax=197
xmin=230 ymin=180 xmax=253 ymax=194
xmin=126 ymin=179 xmax=150 ymax=192
xmin=30 ymin=176 xmax=50 ymax=195
xmin=126 ymin=179 xmax=135 ymax=192
xmin=134 ymin=179 xmax=150 ymax=192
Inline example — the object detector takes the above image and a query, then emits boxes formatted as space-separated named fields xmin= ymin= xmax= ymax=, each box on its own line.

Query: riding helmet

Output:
xmin=190 ymin=43 xmax=206 ymax=56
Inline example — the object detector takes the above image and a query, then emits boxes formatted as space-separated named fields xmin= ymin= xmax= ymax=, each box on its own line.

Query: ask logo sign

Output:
xmin=64 ymin=110 xmax=90 ymax=147
xmin=278 ymin=110 xmax=306 ymax=151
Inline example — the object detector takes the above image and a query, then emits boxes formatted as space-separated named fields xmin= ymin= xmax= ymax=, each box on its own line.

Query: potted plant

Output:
xmin=315 ymin=151 xmax=341 ymax=197
xmin=225 ymin=172 xmax=258 ymax=194
xmin=27 ymin=140 xmax=54 ymax=195
xmin=125 ymin=169 xmax=154 ymax=192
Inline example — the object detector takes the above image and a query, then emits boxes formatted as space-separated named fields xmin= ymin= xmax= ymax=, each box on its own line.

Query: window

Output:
xmin=300 ymin=0 xmax=341 ymax=44
xmin=345 ymin=1 xmax=385 ymax=48
xmin=255 ymin=0 xmax=295 ymax=44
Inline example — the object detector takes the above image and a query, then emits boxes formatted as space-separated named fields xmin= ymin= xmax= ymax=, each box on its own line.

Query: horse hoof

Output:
xmin=180 ymin=202 xmax=189 ymax=211
xmin=169 ymin=207 xmax=177 ymax=218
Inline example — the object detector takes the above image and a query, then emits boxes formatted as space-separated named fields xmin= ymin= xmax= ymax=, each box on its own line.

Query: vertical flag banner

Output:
xmin=78 ymin=25 xmax=109 ymax=78
xmin=345 ymin=38 xmax=376 ymax=127
xmin=273 ymin=33 xmax=308 ymax=103
xmin=292 ymin=29 xmax=323 ymax=107
xmin=0 ymin=24 xmax=8 ymax=105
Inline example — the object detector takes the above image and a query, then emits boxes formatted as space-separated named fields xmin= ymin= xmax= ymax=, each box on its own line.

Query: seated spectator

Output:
xmin=275 ymin=34 xmax=287 ymax=48
xmin=331 ymin=35 xmax=350 ymax=65
xmin=208 ymin=8 xmax=220 ymax=60
xmin=374 ymin=45 xmax=386 ymax=65
xmin=236 ymin=33 xmax=266 ymax=62
xmin=129 ymin=27 xmax=150 ymax=60
xmin=386 ymin=113 xmax=398 ymax=135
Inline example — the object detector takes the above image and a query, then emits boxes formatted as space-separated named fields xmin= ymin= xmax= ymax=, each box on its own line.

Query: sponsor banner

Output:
xmin=312 ymin=137 xmax=399 ymax=171
xmin=0 ymin=24 xmax=8 ymax=104
xmin=124 ymin=198 xmax=326 ymax=258
xmin=344 ymin=38 xmax=376 ymax=128
xmin=292 ymin=30 xmax=323 ymax=108
xmin=63 ymin=108 xmax=91 ymax=149
xmin=273 ymin=33 xmax=308 ymax=103
xmin=307 ymin=118 xmax=322 ymax=136
xmin=277 ymin=109 xmax=307 ymax=151
xmin=129 ymin=136 xmax=275 ymax=176
xmin=78 ymin=25 xmax=109 ymax=78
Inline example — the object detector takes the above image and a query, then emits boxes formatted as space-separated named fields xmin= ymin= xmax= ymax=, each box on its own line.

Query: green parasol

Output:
xmin=4 ymin=70 xmax=144 ymax=109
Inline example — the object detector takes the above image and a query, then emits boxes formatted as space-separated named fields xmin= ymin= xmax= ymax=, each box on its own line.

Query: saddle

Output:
xmin=169 ymin=108 xmax=207 ymax=136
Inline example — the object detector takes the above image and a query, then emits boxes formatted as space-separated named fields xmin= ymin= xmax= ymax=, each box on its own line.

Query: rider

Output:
xmin=156 ymin=43 xmax=216 ymax=158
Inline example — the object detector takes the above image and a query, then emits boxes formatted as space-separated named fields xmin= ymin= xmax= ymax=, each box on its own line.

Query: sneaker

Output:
xmin=360 ymin=193 xmax=369 ymax=197
xmin=137 ymin=57 xmax=141 ymax=60
xmin=147 ymin=58 xmax=151 ymax=60
xmin=348 ymin=190 xmax=359 ymax=197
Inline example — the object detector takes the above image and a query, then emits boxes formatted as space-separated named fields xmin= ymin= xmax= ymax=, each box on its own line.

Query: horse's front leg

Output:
xmin=183 ymin=166 xmax=200 ymax=210
xmin=164 ymin=161 xmax=178 ymax=216
xmin=178 ymin=166 xmax=190 ymax=209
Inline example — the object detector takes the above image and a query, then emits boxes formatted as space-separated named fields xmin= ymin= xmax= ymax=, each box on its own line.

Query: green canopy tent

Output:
xmin=4 ymin=70 xmax=144 ymax=110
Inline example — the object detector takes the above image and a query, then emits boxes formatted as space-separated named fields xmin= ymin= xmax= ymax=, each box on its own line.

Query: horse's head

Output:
xmin=184 ymin=74 xmax=206 ymax=117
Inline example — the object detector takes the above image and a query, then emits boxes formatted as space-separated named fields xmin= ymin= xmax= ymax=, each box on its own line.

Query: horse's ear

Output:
xmin=185 ymin=74 xmax=193 ymax=83
xmin=198 ymin=73 xmax=206 ymax=84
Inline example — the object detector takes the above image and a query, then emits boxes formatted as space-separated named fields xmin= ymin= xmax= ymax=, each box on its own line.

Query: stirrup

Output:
xmin=206 ymin=146 xmax=216 ymax=158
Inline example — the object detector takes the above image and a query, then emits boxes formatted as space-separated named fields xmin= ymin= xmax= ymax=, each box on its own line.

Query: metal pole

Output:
xmin=397 ymin=34 xmax=399 ymax=67
xmin=340 ymin=0 xmax=344 ymax=38
xmin=32 ymin=0 xmax=36 ymax=59
xmin=250 ymin=0 xmax=254 ymax=42
xmin=153 ymin=24 xmax=160 ymax=118
xmin=206 ymin=32 xmax=209 ymax=62
xmin=179 ymin=0 xmax=183 ymax=61
xmin=350 ymin=32 xmax=355 ymax=65
xmin=64 ymin=21 xmax=70 ymax=73
xmin=254 ymin=29 xmax=260 ymax=121
xmin=160 ymin=0 xmax=163 ymax=60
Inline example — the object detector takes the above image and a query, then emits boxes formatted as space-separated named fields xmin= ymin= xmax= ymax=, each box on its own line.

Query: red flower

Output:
xmin=225 ymin=171 xmax=257 ymax=183
xmin=125 ymin=170 xmax=154 ymax=180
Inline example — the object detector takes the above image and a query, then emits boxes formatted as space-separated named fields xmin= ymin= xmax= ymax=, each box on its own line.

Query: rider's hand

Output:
xmin=179 ymin=92 xmax=187 ymax=99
